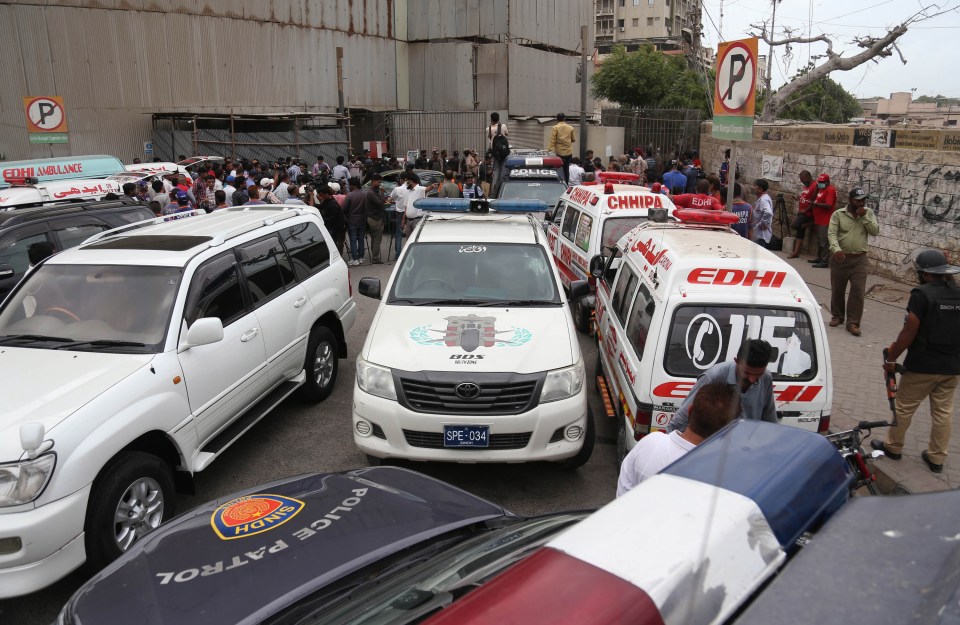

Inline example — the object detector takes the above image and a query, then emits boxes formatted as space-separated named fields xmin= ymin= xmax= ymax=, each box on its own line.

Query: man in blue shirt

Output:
xmin=730 ymin=183 xmax=752 ymax=238
xmin=667 ymin=339 xmax=778 ymax=433
xmin=683 ymin=160 xmax=700 ymax=193
xmin=662 ymin=161 xmax=688 ymax=195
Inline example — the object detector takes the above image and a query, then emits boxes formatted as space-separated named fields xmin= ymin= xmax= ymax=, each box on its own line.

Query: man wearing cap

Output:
xmin=259 ymin=178 xmax=281 ymax=204
xmin=872 ymin=249 xmax=960 ymax=473
xmin=810 ymin=173 xmax=837 ymax=267
xmin=827 ymin=188 xmax=879 ymax=336
xmin=461 ymin=172 xmax=484 ymax=200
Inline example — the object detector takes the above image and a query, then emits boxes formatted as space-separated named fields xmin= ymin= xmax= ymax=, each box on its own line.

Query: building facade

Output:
xmin=594 ymin=0 xmax=707 ymax=69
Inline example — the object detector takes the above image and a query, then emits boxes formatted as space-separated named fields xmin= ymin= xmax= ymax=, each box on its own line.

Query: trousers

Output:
xmin=348 ymin=225 xmax=365 ymax=261
xmin=830 ymin=253 xmax=867 ymax=326
xmin=816 ymin=224 xmax=830 ymax=262
xmin=884 ymin=372 xmax=959 ymax=464
xmin=366 ymin=217 xmax=384 ymax=263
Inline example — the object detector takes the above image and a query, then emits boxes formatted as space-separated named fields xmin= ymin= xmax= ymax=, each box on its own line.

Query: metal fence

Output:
xmin=600 ymin=108 xmax=703 ymax=157
xmin=389 ymin=111 xmax=488 ymax=159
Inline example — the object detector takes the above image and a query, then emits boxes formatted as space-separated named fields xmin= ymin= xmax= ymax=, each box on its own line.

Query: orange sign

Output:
xmin=712 ymin=38 xmax=759 ymax=117
xmin=23 ymin=96 xmax=68 ymax=133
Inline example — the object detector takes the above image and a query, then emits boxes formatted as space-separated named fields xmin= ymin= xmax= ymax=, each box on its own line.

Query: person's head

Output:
xmin=420 ymin=149 xmax=427 ymax=157
xmin=149 ymin=200 xmax=162 ymax=216
xmin=686 ymin=382 xmax=741 ymax=439
xmin=585 ymin=149 xmax=594 ymax=159
xmin=317 ymin=155 xmax=324 ymax=162
xmin=733 ymin=182 xmax=744 ymax=200
xmin=734 ymin=339 xmax=773 ymax=392
xmin=912 ymin=248 xmax=960 ymax=284
xmin=799 ymin=170 xmax=813 ymax=186
xmin=287 ymin=183 xmax=300 ymax=198
xmin=103 ymin=192 xmax=120 ymax=200
xmin=696 ymin=179 xmax=710 ymax=194
xmin=176 ymin=191 xmax=189 ymax=206
xmin=27 ymin=241 xmax=56 ymax=266
xmin=214 ymin=189 xmax=226 ymax=206
xmin=572 ymin=157 xmax=581 ymax=166
xmin=444 ymin=170 xmax=454 ymax=181
xmin=557 ymin=112 xmax=566 ymax=122
xmin=490 ymin=112 xmax=500 ymax=123
xmin=204 ymin=174 xmax=216 ymax=188
xmin=348 ymin=176 xmax=362 ymax=190
xmin=464 ymin=172 xmax=474 ymax=185
xmin=317 ymin=185 xmax=332 ymax=199
xmin=754 ymin=178 xmax=769 ymax=195
xmin=405 ymin=172 xmax=419 ymax=188
xmin=673 ymin=160 xmax=682 ymax=171
xmin=278 ymin=171 xmax=289 ymax=182
xmin=817 ymin=173 xmax=830 ymax=189
xmin=336 ymin=155 xmax=345 ymax=165
xmin=247 ymin=186 xmax=260 ymax=200
xmin=151 ymin=179 xmax=164 ymax=193
xmin=848 ymin=187 xmax=868 ymax=211
xmin=370 ymin=173 xmax=382 ymax=188
xmin=234 ymin=174 xmax=246 ymax=187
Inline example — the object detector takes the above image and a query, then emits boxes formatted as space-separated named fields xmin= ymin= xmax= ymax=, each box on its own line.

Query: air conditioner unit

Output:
xmin=619 ymin=26 xmax=625 ymax=32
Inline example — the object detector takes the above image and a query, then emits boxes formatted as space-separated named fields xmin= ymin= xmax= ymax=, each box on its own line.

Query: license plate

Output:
xmin=443 ymin=425 xmax=489 ymax=448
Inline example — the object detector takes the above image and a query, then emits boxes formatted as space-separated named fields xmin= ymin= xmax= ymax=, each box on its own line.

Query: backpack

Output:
xmin=491 ymin=123 xmax=510 ymax=161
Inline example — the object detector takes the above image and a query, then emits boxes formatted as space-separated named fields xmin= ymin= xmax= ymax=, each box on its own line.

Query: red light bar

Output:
xmin=3 ymin=176 xmax=38 ymax=186
xmin=598 ymin=172 xmax=640 ymax=183
xmin=541 ymin=157 xmax=563 ymax=167
xmin=603 ymin=182 xmax=615 ymax=194
xmin=674 ymin=208 xmax=740 ymax=225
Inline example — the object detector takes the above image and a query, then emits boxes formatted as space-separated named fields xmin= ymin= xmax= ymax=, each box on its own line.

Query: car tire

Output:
xmin=559 ymin=407 xmax=596 ymax=470
xmin=571 ymin=299 xmax=590 ymax=334
xmin=300 ymin=325 xmax=339 ymax=402
xmin=84 ymin=451 xmax=175 ymax=571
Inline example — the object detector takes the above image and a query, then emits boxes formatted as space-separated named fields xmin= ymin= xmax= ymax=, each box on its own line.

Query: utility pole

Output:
xmin=580 ymin=25 xmax=588 ymax=159
xmin=765 ymin=0 xmax=781 ymax=96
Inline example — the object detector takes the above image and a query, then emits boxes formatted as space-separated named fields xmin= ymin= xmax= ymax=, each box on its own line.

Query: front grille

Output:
xmin=403 ymin=430 xmax=532 ymax=450
xmin=396 ymin=370 xmax=544 ymax=415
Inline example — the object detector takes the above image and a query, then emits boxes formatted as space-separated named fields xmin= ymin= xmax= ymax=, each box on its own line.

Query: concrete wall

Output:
xmin=701 ymin=124 xmax=960 ymax=282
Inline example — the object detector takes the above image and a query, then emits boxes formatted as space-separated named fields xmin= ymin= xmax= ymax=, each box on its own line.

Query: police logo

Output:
xmin=211 ymin=494 xmax=305 ymax=540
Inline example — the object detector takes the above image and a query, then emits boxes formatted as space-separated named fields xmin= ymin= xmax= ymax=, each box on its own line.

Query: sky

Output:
xmin=699 ymin=0 xmax=960 ymax=99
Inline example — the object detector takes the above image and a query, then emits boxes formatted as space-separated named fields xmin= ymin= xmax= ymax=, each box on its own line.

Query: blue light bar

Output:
xmin=412 ymin=198 xmax=470 ymax=212
xmin=489 ymin=199 xmax=550 ymax=213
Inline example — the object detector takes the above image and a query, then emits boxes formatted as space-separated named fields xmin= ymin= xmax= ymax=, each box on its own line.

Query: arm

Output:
xmin=665 ymin=372 xmax=713 ymax=433
xmin=885 ymin=312 xmax=921 ymax=371
xmin=827 ymin=212 xmax=841 ymax=255
xmin=862 ymin=208 xmax=880 ymax=236
xmin=761 ymin=377 xmax=778 ymax=423
xmin=548 ymin=126 xmax=558 ymax=153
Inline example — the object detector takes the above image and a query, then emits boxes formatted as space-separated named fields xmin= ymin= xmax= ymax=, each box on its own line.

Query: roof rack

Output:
xmin=81 ymin=210 xmax=206 ymax=245
xmin=209 ymin=207 xmax=305 ymax=246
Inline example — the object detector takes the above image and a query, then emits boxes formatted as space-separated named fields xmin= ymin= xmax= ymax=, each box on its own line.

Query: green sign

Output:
xmin=29 ymin=133 xmax=69 ymax=144
xmin=712 ymin=116 xmax=753 ymax=141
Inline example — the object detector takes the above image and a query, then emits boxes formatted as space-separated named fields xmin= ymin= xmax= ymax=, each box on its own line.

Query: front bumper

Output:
xmin=353 ymin=384 xmax=588 ymax=463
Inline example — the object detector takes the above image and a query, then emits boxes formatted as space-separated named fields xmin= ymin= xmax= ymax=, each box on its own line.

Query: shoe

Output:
xmin=846 ymin=323 xmax=861 ymax=336
xmin=807 ymin=258 xmax=821 ymax=263
xmin=348 ymin=260 xmax=359 ymax=267
xmin=787 ymin=254 xmax=800 ymax=259
xmin=922 ymin=450 xmax=944 ymax=473
xmin=870 ymin=439 xmax=901 ymax=460
xmin=811 ymin=262 xmax=829 ymax=268
xmin=829 ymin=317 xmax=842 ymax=327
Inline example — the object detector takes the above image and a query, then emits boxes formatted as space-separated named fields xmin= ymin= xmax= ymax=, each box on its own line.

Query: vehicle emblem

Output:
xmin=456 ymin=382 xmax=481 ymax=399
xmin=211 ymin=494 xmax=305 ymax=540
xmin=409 ymin=314 xmax=533 ymax=350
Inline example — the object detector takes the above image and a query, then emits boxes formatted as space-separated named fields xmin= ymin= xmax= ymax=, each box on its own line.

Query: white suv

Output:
xmin=0 ymin=206 xmax=356 ymax=597
xmin=353 ymin=200 xmax=593 ymax=467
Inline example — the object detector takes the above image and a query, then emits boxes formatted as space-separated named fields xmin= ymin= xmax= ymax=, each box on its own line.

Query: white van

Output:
xmin=592 ymin=209 xmax=832 ymax=464
xmin=546 ymin=173 xmax=676 ymax=331
xmin=0 ymin=178 xmax=123 ymax=210
xmin=353 ymin=199 xmax=593 ymax=468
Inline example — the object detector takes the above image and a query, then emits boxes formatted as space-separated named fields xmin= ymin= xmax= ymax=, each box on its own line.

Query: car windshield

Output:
xmin=273 ymin=513 xmax=586 ymax=625
xmin=498 ymin=180 xmax=566 ymax=205
xmin=601 ymin=216 xmax=647 ymax=256
xmin=388 ymin=242 xmax=560 ymax=305
xmin=0 ymin=264 xmax=181 ymax=352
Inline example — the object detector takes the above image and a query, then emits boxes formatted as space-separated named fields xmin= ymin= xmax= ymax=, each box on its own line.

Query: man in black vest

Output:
xmin=873 ymin=249 xmax=960 ymax=473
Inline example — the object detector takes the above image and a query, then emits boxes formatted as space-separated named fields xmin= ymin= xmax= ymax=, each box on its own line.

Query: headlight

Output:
xmin=0 ymin=454 xmax=56 ymax=507
xmin=540 ymin=360 xmax=584 ymax=403
xmin=356 ymin=357 xmax=397 ymax=400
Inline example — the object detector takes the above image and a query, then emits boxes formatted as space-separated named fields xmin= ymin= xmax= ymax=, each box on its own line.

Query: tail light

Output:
xmin=633 ymin=406 xmax=653 ymax=441
xmin=817 ymin=413 xmax=831 ymax=434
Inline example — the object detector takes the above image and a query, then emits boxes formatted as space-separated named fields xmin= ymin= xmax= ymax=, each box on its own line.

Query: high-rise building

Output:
xmin=594 ymin=0 xmax=708 ymax=70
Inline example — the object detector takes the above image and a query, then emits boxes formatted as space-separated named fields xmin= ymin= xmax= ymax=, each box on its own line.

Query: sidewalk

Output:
xmin=785 ymin=252 xmax=957 ymax=494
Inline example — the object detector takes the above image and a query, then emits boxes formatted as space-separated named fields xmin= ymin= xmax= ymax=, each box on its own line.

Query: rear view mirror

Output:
xmin=569 ymin=280 xmax=590 ymax=300
xmin=358 ymin=277 xmax=381 ymax=300
xmin=588 ymin=255 xmax=605 ymax=279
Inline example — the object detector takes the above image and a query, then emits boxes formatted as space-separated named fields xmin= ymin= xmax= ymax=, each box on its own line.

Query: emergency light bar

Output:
xmin=3 ymin=176 xmax=39 ymax=186
xmin=597 ymin=171 xmax=640 ymax=183
xmin=504 ymin=156 xmax=564 ymax=168
xmin=674 ymin=208 xmax=740 ymax=225
xmin=413 ymin=198 xmax=550 ymax=214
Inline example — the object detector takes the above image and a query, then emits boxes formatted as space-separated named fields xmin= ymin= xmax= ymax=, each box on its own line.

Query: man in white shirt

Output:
xmin=402 ymin=172 xmax=439 ymax=237
xmin=616 ymin=381 xmax=740 ymax=497
xmin=568 ymin=157 xmax=585 ymax=187
xmin=388 ymin=176 xmax=410 ymax=258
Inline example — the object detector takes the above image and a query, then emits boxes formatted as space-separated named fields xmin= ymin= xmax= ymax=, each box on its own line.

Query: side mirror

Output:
xmin=179 ymin=317 xmax=224 ymax=352
xmin=588 ymin=255 xmax=605 ymax=279
xmin=20 ymin=423 xmax=45 ymax=459
xmin=0 ymin=264 xmax=14 ymax=280
xmin=569 ymin=279 xmax=591 ymax=300
xmin=358 ymin=277 xmax=381 ymax=300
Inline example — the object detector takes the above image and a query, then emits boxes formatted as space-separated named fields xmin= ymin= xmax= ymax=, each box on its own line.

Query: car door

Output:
xmin=178 ymin=252 xmax=268 ymax=445
xmin=236 ymin=234 xmax=311 ymax=386
xmin=0 ymin=223 xmax=54 ymax=300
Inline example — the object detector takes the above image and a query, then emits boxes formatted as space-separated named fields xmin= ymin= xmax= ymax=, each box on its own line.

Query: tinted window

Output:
xmin=625 ymin=283 xmax=655 ymax=357
xmin=52 ymin=222 xmax=109 ymax=249
xmin=238 ymin=236 xmax=290 ymax=307
xmin=611 ymin=267 xmax=638 ymax=326
xmin=0 ymin=232 xmax=49 ymax=277
xmin=281 ymin=223 xmax=330 ymax=280
xmin=561 ymin=207 xmax=579 ymax=240
xmin=665 ymin=306 xmax=818 ymax=381
xmin=185 ymin=254 xmax=246 ymax=326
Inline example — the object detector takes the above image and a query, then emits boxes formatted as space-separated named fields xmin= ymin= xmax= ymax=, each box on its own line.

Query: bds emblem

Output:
xmin=211 ymin=494 xmax=304 ymax=540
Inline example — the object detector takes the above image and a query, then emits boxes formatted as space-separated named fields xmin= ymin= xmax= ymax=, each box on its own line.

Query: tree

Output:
xmin=591 ymin=45 xmax=711 ymax=114
xmin=772 ymin=66 xmax=862 ymax=123
xmin=751 ymin=4 xmax=957 ymax=122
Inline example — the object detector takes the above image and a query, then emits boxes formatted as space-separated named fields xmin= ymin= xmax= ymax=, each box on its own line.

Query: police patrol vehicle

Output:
xmin=353 ymin=197 xmax=593 ymax=467
xmin=547 ymin=172 xmax=677 ymax=332
xmin=498 ymin=153 xmax=567 ymax=209
xmin=592 ymin=209 xmax=833 ymax=465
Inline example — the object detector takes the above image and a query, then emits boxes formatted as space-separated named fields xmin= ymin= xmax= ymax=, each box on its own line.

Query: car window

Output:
xmin=574 ymin=213 xmax=593 ymax=253
xmin=625 ymin=283 xmax=655 ymax=358
xmin=561 ymin=206 xmax=579 ymax=240
xmin=184 ymin=254 xmax=247 ymax=327
xmin=51 ymin=221 xmax=109 ymax=250
xmin=600 ymin=216 xmax=647 ymax=255
xmin=113 ymin=208 xmax=154 ymax=224
xmin=280 ymin=222 xmax=330 ymax=280
xmin=0 ymin=231 xmax=50 ymax=278
xmin=498 ymin=180 xmax=565 ymax=204
xmin=601 ymin=248 xmax=622 ymax=289
xmin=665 ymin=305 xmax=818 ymax=381
xmin=611 ymin=266 xmax=639 ymax=326
xmin=237 ymin=236 xmax=292 ymax=307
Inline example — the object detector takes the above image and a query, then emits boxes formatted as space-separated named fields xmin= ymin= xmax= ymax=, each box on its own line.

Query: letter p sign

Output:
xmin=713 ymin=39 xmax=758 ymax=116
xmin=24 ymin=96 xmax=68 ymax=133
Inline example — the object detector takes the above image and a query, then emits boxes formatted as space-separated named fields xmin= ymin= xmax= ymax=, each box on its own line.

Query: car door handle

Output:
xmin=240 ymin=328 xmax=259 ymax=342
xmin=294 ymin=297 xmax=307 ymax=308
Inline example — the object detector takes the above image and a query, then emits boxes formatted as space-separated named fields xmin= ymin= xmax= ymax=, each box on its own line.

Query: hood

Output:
xmin=61 ymin=467 xmax=509 ymax=625
xmin=366 ymin=306 xmax=575 ymax=374
xmin=0 ymin=348 xmax=152 ymax=460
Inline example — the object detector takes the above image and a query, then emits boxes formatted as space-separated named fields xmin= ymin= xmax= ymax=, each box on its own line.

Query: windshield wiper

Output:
xmin=475 ymin=299 xmax=559 ymax=307
xmin=0 ymin=334 xmax=74 ymax=345
xmin=409 ymin=299 xmax=485 ymax=307
xmin=57 ymin=339 xmax=148 ymax=350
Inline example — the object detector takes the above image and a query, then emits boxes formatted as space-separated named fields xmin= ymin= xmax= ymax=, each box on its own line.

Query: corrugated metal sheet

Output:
xmin=508 ymin=44 xmax=590 ymax=117
xmin=408 ymin=43 xmax=474 ymax=111
xmin=390 ymin=111 xmax=486 ymax=158
xmin=407 ymin=0 xmax=508 ymax=41
xmin=476 ymin=43 xmax=509 ymax=111
xmin=508 ymin=120 xmax=548 ymax=151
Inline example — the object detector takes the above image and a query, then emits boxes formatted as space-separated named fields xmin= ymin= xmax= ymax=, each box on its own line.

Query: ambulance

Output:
xmin=0 ymin=155 xmax=124 ymax=190
xmin=592 ymin=209 xmax=832 ymax=464
xmin=124 ymin=156 xmax=224 ymax=181
xmin=546 ymin=172 xmax=676 ymax=331
xmin=0 ymin=177 xmax=122 ymax=210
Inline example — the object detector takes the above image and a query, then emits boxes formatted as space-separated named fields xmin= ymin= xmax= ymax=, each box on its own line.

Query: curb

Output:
xmin=868 ymin=455 xmax=947 ymax=495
